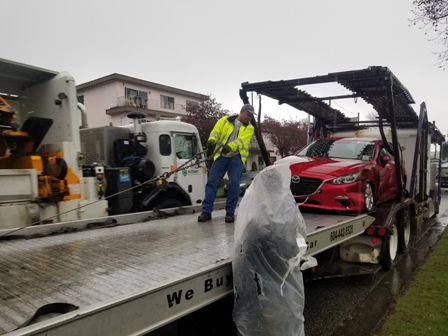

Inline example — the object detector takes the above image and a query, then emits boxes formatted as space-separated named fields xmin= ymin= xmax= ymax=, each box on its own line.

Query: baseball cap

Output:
xmin=241 ymin=104 xmax=256 ymax=115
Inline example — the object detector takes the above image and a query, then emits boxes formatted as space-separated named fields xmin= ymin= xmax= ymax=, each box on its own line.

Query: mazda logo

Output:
xmin=291 ymin=175 xmax=301 ymax=183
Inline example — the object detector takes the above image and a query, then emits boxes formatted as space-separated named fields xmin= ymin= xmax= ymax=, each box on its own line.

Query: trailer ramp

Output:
xmin=0 ymin=210 xmax=373 ymax=336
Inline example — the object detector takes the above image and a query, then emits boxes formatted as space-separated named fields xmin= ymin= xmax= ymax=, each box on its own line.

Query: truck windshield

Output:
xmin=174 ymin=133 xmax=198 ymax=159
xmin=297 ymin=139 xmax=375 ymax=160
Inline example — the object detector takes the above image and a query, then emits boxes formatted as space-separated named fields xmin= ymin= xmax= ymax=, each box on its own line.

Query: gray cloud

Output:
xmin=1 ymin=0 xmax=447 ymax=134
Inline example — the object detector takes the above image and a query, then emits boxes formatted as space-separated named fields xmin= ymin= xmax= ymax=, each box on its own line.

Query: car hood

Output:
xmin=279 ymin=155 xmax=368 ymax=179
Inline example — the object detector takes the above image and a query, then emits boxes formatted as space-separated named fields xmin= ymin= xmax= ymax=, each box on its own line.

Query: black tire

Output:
xmin=55 ymin=157 xmax=68 ymax=180
xmin=382 ymin=219 xmax=400 ymax=270
xmin=155 ymin=199 xmax=183 ymax=209
xmin=434 ymin=188 xmax=441 ymax=215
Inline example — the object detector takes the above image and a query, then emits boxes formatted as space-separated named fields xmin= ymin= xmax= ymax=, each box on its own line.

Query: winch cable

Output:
xmin=0 ymin=149 xmax=214 ymax=238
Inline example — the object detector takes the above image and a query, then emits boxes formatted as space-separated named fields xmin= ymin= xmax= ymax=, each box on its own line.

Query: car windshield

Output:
xmin=297 ymin=139 xmax=375 ymax=160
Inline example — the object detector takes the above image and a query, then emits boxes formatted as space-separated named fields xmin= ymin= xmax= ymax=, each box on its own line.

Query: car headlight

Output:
xmin=331 ymin=172 xmax=361 ymax=185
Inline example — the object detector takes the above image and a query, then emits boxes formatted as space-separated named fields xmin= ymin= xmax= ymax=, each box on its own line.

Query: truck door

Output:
xmin=172 ymin=132 xmax=206 ymax=205
xmin=377 ymin=146 xmax=396 ymax=201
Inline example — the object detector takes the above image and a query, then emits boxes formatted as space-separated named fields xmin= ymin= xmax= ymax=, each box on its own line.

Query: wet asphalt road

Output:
xmin=303 ymin=193 xmax=448 ymax=336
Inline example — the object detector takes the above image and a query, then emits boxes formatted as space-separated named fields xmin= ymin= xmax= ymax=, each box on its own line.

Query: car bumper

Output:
xmin=294 ymin=180 xmax=366 ymax=212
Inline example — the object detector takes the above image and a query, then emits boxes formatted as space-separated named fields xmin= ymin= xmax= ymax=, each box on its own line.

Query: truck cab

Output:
xmin=80 ymin=117 xmax=207 ymax=213
xmin=139 ymin=119 xmax=207 ymax=208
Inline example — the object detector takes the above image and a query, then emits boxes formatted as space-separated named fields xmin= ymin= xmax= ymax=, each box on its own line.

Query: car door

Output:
xmin=376 ymin=145 xmax=397 ymax=202
xmin=172 ymin=132 xmax=206 ymax=204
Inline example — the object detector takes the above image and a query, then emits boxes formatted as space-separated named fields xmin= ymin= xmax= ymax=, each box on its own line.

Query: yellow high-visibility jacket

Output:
xmin=208 ymin=115 xmax=255 ymax=164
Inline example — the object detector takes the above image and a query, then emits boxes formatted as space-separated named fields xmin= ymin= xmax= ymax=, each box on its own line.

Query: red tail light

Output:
xmin=366 ymin=227 xmax=375 ymax=235
xmin=371 ymin=237 xmax=380 ymax=245
xmin=377 ymin=228 xmax=386 ymax=237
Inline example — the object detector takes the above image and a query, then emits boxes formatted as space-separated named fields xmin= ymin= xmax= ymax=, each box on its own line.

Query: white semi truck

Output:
xmin=0 ymin=63 xmax=443 ymax=336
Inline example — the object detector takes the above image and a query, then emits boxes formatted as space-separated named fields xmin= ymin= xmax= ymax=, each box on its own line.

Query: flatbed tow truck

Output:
xmin=0 ymin=63 xmax=443 ymax=336
xmin=0 ymin=203 xmax=373 ymax=335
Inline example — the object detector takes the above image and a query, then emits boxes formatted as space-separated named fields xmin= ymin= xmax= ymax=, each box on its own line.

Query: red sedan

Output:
xmin=282 ymin=138 xmax=400 ymax=213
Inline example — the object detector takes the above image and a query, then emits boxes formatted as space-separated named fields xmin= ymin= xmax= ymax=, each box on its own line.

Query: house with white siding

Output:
xmin=76 ymin=73 xmax=208 ymax=127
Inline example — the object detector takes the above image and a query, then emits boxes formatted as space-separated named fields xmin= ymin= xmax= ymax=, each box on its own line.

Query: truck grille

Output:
xmin=290 ymin=176 xmax=323 ymax=197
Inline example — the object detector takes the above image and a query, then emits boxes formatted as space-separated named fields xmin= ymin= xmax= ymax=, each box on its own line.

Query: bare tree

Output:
xmin=262 ymin=116 xmax=308 ymax=158
xmin=182 ymin=96 xmax=229 ymax=147
xmin=412 ymin=0 xmax=448 ymax=67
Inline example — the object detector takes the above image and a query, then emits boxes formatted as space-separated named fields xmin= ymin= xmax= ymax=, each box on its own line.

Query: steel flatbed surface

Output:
xmin=0 ymin=210 xmax=373 ymax=336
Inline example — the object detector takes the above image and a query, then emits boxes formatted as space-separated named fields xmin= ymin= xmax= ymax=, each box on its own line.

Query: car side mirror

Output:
xmin=381 ymin=154 xmax=391 ymax=165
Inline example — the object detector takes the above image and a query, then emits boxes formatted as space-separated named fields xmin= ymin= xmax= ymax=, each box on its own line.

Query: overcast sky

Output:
xmin=2 ymin=0 xmax=447 ymax=134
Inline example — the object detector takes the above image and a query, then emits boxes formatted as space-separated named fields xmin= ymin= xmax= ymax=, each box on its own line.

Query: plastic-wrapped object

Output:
xmin=233 ymin=163 xmax=316 ymax=336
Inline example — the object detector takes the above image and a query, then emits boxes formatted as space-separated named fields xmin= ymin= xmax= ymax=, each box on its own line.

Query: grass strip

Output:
xmin=380 ymin=229 xmax=448 ymax=336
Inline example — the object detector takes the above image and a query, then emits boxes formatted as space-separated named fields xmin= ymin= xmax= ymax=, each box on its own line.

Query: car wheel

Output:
xmin=382 ymin=220 xmax=399 ymax=270
xmin=364 ymin=182 xmax=375 ymax=212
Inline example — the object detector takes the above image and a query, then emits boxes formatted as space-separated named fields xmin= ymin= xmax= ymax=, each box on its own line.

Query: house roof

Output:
xmin=77 ymin=73 xmax=208 ymax=100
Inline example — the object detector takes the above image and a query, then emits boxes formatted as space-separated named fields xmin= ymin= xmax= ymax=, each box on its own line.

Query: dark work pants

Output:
xmin=202 ymin=155 xmax=243 ymax=215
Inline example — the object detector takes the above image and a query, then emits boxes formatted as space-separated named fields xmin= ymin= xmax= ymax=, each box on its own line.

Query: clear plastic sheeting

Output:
xmin=233 ymin=163 xmax=316 ymax=336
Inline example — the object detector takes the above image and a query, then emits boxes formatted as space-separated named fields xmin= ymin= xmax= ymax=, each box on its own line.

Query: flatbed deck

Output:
xmin=0 ymin=209 xmax=373 ymax=336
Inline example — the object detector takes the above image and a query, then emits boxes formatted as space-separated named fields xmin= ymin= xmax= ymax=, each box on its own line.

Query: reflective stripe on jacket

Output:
xmin=208 ymin=115 xmax=255 ymax=164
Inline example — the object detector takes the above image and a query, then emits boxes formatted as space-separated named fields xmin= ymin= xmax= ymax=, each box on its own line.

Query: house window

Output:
xmin=125 ymin=88 xmax=148 ymax=108
xmin=77 ymin=95 xmax=84 ymax=104
xmin=161 ymin=95 xmax=175 ymax=110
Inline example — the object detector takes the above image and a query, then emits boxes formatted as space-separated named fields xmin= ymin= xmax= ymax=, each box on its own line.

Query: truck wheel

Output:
xmin=156 ymin=199 xmax=183 ymax=209
xmin=398 ymin=209 xmax=412 ymax=253
xmin=382 ymin=220 xmax=399 ymax=270
xmin=364 ymin=182 xmax=375 ymax=212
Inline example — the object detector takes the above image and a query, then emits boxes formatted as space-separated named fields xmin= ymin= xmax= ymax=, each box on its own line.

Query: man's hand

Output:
xmin=221 ymin=144 xmax=231 ymax=154
xmin=206 ymin=140 xmax=216 ymax=157
xmin=207 ymin=139 xmax=216 ymax=149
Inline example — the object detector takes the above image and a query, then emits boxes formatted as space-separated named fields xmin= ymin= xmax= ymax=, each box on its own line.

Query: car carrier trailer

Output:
xmin=0 ymin=204 xmax=374 ymax=336
xmin=239 ymin=66 xmax=445 ymax=270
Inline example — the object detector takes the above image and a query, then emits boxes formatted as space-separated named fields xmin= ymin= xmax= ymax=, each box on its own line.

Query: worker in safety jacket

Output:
xmin=198 ymin=104 xmax=256 ymax=223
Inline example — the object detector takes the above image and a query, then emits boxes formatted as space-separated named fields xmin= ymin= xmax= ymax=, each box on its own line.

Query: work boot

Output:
xmin=198 ymin=212 xmax=212 ymax=222
xmin=225 ymin=213 xmax=235 ymax=223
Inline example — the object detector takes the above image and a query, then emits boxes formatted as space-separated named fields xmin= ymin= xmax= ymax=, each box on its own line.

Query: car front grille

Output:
xmin=290 ymin=176 xmax=323 ymax=197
